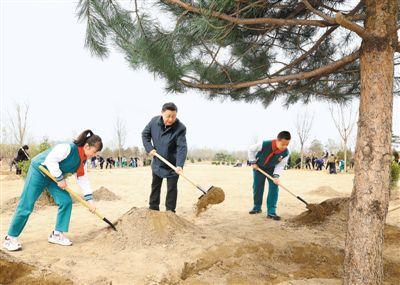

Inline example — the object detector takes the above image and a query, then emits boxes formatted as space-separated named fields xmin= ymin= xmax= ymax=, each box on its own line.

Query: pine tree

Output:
xmin=76 ymin=1 xmax=399 ymax=283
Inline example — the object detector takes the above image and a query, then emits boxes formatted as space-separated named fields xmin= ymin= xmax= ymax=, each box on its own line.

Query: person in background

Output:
xmin=14 ymin=145 xmax=30 ymax=175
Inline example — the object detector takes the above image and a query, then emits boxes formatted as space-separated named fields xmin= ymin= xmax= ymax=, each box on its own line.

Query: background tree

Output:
xmin=308 ymin=139 xmax=324 ymax=156
xmin=9 ymin=101 xmax=29 ymax=145
xmin=78 ymin=0 xmax=400 ymax=283
xmin=114 ymin=116 xmax=127 ymax=159
xmin=329 ymin=104 xmax=357 ymax=172
xmin=295 ymin=111 xmax=313 ymax=169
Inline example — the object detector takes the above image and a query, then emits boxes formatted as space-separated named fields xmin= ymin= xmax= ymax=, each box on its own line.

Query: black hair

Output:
xmin=277 ymin=131 xmax=291 ymax=140
xmin=162 ymin=102 xmax=178 ymax=112
xmin=74 ymin=129 xmax=103 ymax=151
xmin=22 ymin=145 xmax=29 ymax=150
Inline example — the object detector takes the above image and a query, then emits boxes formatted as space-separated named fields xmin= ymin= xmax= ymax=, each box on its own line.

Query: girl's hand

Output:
xmin=87 ymin=199 xmax=96 ymax=213
xmin=57 ymin=179 xmax=67 ymax=189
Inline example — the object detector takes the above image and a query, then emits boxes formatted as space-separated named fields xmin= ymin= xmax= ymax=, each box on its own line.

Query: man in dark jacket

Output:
xmin=142 ymin=102 xmax=188 ymax=212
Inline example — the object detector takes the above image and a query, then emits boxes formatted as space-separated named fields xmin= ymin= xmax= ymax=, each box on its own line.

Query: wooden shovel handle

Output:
xmin=153 ymin=152 xmax=199 ymax=189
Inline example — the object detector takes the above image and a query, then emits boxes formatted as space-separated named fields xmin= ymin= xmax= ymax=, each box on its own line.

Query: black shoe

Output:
xmin=149 ymin=207 xmax=160 ymax=211
xmin=267 ymin=214 xmax=281 ymax=221
xmin=166 ymin=209 xmax=176 ymax=213
xmin=249 ymin=209 xmax=262 ymax=214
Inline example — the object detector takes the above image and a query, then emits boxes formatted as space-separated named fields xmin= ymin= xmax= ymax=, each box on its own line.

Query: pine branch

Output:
xmin=163 ymin=0 xmax=333 ymax=27
xmin=181 ymin=50 xmax=360 ymax=89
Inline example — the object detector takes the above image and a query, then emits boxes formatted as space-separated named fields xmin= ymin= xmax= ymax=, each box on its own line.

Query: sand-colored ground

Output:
xmin=1 ymin=165 xmax=399 ymax=284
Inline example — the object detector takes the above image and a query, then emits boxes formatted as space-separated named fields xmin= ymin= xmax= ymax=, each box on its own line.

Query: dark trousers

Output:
xmin=149 ymin=173 xmax=179 ymax=212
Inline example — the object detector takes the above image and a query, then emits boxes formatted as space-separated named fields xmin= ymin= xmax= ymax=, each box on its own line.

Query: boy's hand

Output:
xmin=149 ymin=149 xmax=157 ymax=156
xmin=57 ymin=179 xmax=67 ymax=189
xmin=175 ymin=167 xmax=183 ymax=175
xmin=252 ymin=164 xmax=259 ymax=170
xmin=87 ymin=199 xmax=96 ymax=213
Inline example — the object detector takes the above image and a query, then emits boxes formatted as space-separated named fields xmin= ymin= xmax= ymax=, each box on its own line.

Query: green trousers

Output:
xmin=252 ymin=169 xmax=279 ymax=215
xmin=8 ymin=166 xmax=73 ymax=237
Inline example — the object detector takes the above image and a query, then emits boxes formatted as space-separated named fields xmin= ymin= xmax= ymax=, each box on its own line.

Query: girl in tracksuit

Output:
xmin=3 ymin=130 xmax=103 ymax=251
xmin=248 ymin=131 xmax=291 ymax=220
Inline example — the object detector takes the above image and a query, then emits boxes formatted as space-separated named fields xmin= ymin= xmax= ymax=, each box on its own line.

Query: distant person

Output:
xmin=142 ymin=102 xmax=187 ymax=213
xmin=247 ymin=131 xmax=291 ymax=220
xmin=311 ymin=155 xmax=316 ymax=169
xmin=98 ymin=156 xmax=105 ymax=169
xmin=315 ymin=158 xmax=324 ymax=170
xmin=14 ymin=145 xmax=30 ymax=175
xmin=327 ymin=154 xmax=337 ymax=174
xmin=3 ymin=130 xmax=102 ymax=251
xmin=339 ymin=159 xmax=345 ymax=172
xmin=305 ymin=156 xmax=312 ymax=169
xmin=105 ymin=157 xmax=114 ymax=169
xmin=91 ymin=156 xmax=96 ymax=168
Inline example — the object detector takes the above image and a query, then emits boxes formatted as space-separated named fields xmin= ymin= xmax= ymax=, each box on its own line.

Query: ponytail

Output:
xmin=74 ymin=129 xmax=103 ymax=151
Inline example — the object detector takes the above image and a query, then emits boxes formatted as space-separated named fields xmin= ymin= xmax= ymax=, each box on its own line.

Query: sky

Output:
xmin=1 ymin=0 xmax=399 ymax=151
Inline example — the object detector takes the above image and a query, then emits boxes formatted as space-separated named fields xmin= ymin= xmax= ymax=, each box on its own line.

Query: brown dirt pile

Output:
xmin=93 ymin=186 xmax=120 ymax=201
xmin=307 ymin=186 xmax=344 ymax=197
xmin=178 ymin=240 xmax=400 ymax=284
xmin=0 ymin=250 xmax=73 ymax=285
xmin=195 ymin=186 xmax=225 ymax=216
xmin=99 ymin=207 xmax=199 ymax=247
xmin=1 ymin=192 xmax=55 ymax=213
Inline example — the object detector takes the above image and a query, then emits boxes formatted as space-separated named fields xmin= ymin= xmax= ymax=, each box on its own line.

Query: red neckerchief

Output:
xmin=264 ymin=140 xmax=285 ymax=165
xmin=77 ymin=147 xmax=87 ymax=177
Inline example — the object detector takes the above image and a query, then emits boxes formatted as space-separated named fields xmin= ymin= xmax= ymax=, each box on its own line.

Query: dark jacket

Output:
xmin=15 ymin=148 xmax=29 ymax=162
xmin=142 ymin=116 xmax=188 ymax=178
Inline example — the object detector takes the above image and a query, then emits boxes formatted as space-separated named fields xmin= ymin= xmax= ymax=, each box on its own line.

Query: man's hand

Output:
xmin=87 ymin=199 xmax=96 ymax=213
xmin=272 ymin=178 xmax=280 ymax=185
xmin=149 ymin=149 xmax=157 ymax=156
xmin=175 ymin=166 xmax=183 ymax=175
xmin=57 ymin=179 xmax=67 ymax=189
xmin=251 ymin=164 xmax=259 ymax=170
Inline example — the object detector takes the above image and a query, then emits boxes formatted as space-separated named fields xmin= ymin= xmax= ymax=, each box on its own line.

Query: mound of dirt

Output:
xmin=177 ymin=240 xmax=400 ymax=285
xmin=99 ymin=207 xmax=199 ymax=247
xmin=291 ymin=197 xmax=350 ymax=226
xmin=195 ymin=186 xmax=225 ymax=216
xmin=307 ymin=186 xmax=344 ymax=197
xmin=0 ymin=250 xmax=73 ymax=284
xmin=1 ymin=192 xmax=56 ymax=213
xmin=93 ymin=186 xmax=120 ymax=201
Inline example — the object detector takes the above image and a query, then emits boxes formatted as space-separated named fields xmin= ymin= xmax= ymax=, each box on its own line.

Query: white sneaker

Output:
xmin=3 ymin=236 xmax=22 ymax=251
xmin=48 ymin=231 xmax=72 ymax=246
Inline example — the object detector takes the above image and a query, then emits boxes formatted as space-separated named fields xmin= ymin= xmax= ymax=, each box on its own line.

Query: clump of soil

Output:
xmin=0 ymin=250 xmax=73 ymax=285
xmin=1 ymin=191 xmax=56 ymax=213
xmin=291 ymin=197 xmax=350 ymax=226
xmin=195 ymin=186 xmax=225 ymax=216
xmin=93 ymin=186 xmax=120 ymax=201
xmin=100 ymin=207 xmax=199 ymax=247
xmin=307 ymin=186 xmax=344 ymax=197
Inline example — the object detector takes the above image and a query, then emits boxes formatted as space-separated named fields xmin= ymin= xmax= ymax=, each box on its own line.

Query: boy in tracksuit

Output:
xmin=248 ymin=131 xmax=291 ymax=220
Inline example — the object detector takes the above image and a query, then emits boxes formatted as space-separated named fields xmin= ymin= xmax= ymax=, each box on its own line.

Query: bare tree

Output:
xmin=9 ymin=102 xmax=29 ymax=145
xmin=329 ymin=104 xmax=357 ymax=172
xmin=295 ymin=111 xmax=313 ymax=169
xmin=114 ymin=117 xmax=127 ymax=159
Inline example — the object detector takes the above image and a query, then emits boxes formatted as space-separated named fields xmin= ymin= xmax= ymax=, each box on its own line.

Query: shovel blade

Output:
xmin=103 ymin=217 xmax=117 ymax=231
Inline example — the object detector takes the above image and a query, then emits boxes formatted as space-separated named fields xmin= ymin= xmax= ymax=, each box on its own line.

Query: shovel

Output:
xmin=153 ymin=153 xmax=225 ymax=215
xmin=39 ymin=165 xmax=117 ymax=231
xmin=255 ymin=166 xmax=324 ymax=215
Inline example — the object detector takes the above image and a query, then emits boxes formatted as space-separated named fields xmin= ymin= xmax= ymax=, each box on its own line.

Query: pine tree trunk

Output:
xmin=344 ymin=1 xmax=397 ymax=284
